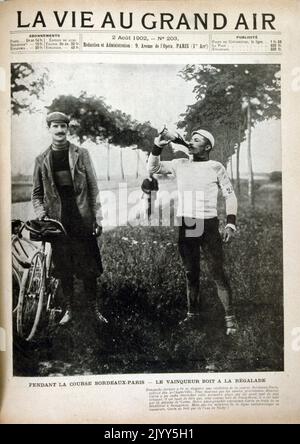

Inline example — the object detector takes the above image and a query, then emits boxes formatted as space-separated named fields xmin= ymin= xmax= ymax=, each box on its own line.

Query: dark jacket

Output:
xmin=32 ymin=143 xmax=102 ymax=232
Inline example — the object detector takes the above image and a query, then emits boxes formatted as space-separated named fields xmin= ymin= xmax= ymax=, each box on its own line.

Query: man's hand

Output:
xmin=93 ymin=222 xmax=102 ymax=237
xmin=223 ymin=226 xmax=235 ymax=243
xmin=154 ymin=133 xmax=172 ymax=148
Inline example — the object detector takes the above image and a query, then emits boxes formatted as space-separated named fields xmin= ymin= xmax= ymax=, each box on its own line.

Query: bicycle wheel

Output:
xmin=17 ymin=251 xmax=46 ymax=341
xmin=12 ymin=268 xmax=21 ymax=313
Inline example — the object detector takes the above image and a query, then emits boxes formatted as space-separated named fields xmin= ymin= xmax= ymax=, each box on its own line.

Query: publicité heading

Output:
xmin=16 ymin=11 xmax=276 ymax=31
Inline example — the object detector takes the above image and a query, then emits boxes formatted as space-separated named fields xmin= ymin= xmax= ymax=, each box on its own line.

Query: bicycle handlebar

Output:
xmin=12 ymin=218 xmax=67 ymax=238
xmin=24 ymin=218 xmax=67 ymax=236
xmin=11 ymin=219 xmax=26 ymax=237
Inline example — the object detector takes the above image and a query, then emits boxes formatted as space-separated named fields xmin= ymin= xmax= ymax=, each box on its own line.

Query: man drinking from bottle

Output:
xmin=148 ymin=128 xmax=238 ymax=335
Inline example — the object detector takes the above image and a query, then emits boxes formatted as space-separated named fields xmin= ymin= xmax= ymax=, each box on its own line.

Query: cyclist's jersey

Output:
xmin=51 ymin=146 xmax=73 ymax=188
xmin=51 ymin=146 xmax=85 ymax=236
xmin=148 ymin=155 xmax=237 ymax=220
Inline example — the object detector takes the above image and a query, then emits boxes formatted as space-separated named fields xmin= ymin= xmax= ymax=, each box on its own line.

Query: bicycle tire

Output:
xmin=12 ymin=268 xmax=21 ymax=313
xmin=17 ymin=251 xmax=46 ymax=341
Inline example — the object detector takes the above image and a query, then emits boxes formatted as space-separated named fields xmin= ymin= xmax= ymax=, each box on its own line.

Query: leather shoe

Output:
xmin=59 ymin=309 xmax=72 ymax=326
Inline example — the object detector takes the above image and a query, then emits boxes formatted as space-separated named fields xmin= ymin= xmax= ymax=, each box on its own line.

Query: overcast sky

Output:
xmin=12 ymin=63 xmax=281 ymax=176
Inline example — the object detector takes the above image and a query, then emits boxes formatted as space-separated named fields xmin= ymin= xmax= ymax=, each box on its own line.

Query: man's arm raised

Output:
xmin=147 ymin=134 xmax=175 ymax=176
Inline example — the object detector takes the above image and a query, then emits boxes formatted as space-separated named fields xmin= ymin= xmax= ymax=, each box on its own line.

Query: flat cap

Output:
xmin=46 ymin=112 xmax=70 ymax=124
xmin=192 ymin=129 xmax=215 ymax=148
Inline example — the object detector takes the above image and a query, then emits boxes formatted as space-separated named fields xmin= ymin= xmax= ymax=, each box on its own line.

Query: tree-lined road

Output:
xmin=12 ymin=179 xmax=178 ymax=231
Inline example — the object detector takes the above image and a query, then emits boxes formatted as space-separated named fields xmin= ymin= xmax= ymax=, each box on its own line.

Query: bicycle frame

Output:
xmin=17 ymin=249 xmax=46 ymax=341
xmin=12 ymin=219 xmax=64 ymax=341
xmin=12 ymin=225 xmax=38 ymax=312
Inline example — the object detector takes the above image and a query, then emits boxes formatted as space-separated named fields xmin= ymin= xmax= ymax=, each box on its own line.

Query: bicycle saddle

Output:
xmin=25 ymin=219 xmax=67 ymax=242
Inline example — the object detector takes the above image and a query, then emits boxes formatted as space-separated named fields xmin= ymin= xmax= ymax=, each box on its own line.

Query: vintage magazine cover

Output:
xmin=0 ymin=0 xmax=300 ymax=424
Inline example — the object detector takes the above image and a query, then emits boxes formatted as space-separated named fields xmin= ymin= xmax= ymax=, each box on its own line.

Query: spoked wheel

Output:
xmin=46 ymin=277 xmax=63 ymax=331
xmin=17 ymin=252 xmax=46 ymax=341
xmin=12 ymin=269 xmax=21 ymax=314
xmin=12 ymin=269 xmax=21 ymax=336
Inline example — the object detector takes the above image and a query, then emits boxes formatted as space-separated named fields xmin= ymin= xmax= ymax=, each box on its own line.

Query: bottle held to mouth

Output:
xmin=159 ymin=126 xmax=189 ymax=148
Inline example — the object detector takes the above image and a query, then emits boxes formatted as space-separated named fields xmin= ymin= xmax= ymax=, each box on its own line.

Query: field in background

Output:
xmin=12 ymin=177 xmax=145 ymax=204
xmin=13 ymin=178 xmax=283 ymax=375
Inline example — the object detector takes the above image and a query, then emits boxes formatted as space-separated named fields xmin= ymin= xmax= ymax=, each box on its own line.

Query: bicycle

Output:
xmin=12 ymin=219 xmax=66 ymax=342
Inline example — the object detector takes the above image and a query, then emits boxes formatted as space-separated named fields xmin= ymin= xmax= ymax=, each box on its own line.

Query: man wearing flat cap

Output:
xmin=148 ymin=128 xmax=238 ymax=335
xmin=31 ymin=111 xmax=107 ymax=326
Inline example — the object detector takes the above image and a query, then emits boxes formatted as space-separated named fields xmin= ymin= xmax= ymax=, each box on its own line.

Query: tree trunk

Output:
xmin=120 ymin=148 xmax=125 ymax=180
xmin=230 ymin=155 xmax=234 ymax=183
xmin=220 ymin=141 xmax=224 ymax=165
xmin=247 ymin=101 xmax=254 ymax=206
xmin=236 ymin=122 xmax=241 ymax=195
xmin=107 ymin=141 xmax=110 ymax=181
xmin=136 ymin=149 xmax=140 ymax=179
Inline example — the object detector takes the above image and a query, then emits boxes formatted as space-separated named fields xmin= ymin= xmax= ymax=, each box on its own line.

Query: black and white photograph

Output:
xmin=11 ymin=62 xmax=283 ymax=376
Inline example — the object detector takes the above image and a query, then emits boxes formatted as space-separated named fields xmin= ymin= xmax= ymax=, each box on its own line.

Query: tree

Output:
xmin=47 ymin=93 xmax=115 ymax=143
xmin=177 ymin=82 xmax=243 ymax=165
xmin=11 ymin=63 xmax=50 ymax=115
xmin=178 ymin=64 xmax=281 ymax=201
xmin=47 ymin=94 xmax=157 ymax=151
xmin=47 ymin=93 xmax=160 ymax=180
